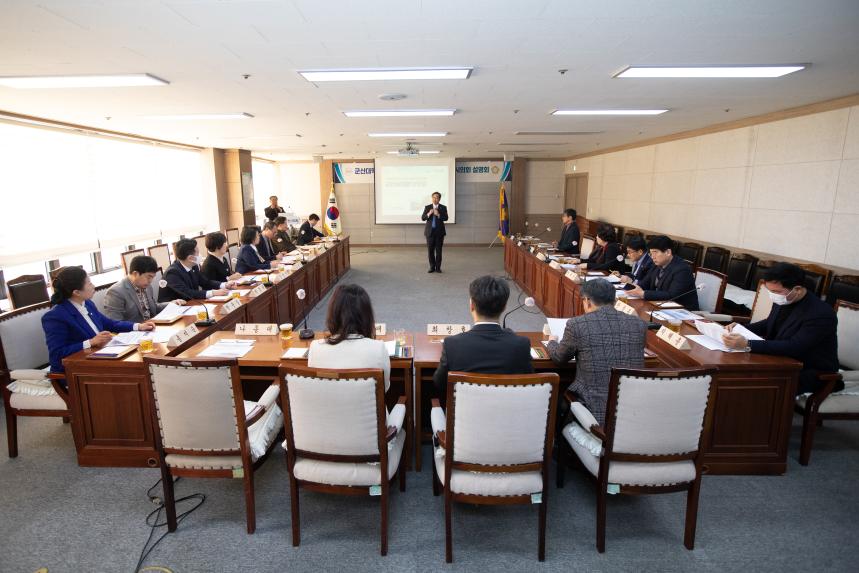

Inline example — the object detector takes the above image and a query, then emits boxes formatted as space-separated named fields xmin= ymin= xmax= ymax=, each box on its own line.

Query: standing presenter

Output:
xmin=421 ymin=191 xmax=448 ymax=273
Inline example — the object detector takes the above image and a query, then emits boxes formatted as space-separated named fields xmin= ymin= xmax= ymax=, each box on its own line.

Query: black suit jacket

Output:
xmin=638 ymin=256 xmax=699 ymax=310
xmin=422 ymin=204 xmax=448 ymax=237
xmin=159 ymin=260 xmax=222 ymax=302
xmin=258 ymin=234 xmax=278 ymax=261
xmin=624 ymin=253 xmax=654 ymax=286
xmin=297 ymin=221 xmax=324 ymax=245
xmin=587 ymin=242 xmax=627 ymax=272
xmin=557 ymin=222 xmax=581 ymax=254
xmin=264 ymin=205 xmax=285 ymax=221
xmin=272 ymin=230 xmax=297 ymax=254
xmin=201 ymin=253 xmax=233 ymax=284
xmin=432 ymin=323 xmax=533 ymax=403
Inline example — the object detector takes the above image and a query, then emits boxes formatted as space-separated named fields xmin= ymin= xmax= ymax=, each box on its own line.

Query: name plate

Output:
xmin=564 ymin=269 xmax=581 ymax=283
xmin=614 ymin=300 xmax=637 ymax=315
xmin=248 ymin=284 xmax=267 ymax=298
xmin=374 ymin=323 xmax=387 ymax=336
xmin=235 ymin=323 xmax=278 ymax=336
xmin=427 ymin=323 xmax=471 ymax=336
xmin=220 ymin=298 xmax=243 ymax=314
xmin=270 ymin=272 xmax=287 ymax=284
xmin=529 ymin=246 xmax=536 ymax=253
xmin=167 ymin=323 xmax=199 ymax=347
xmin=536 ymin=253 xmax=547 ymax=262
xmin=549 ymin=260 xmax=561 ymax=270
xmin=656 ymin=326 xmax=691 ymax=350
xmin=517 ymin=241 xmax=523 ymax=247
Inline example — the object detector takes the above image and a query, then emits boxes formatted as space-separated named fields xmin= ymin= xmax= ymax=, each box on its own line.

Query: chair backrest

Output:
xmin=750 ymin=280 xmax=774 ymax=323
xmin=701 ymin=246 xmax=730 ymax=274
xmin=726 ymin=253 xmax=758 ymax=289
xmin=148 ymin=244 xmax=171 ymax=273
xmin=228 ymin=244 xmax=240 ymax=268
xmin=145 ymin=356 xmax=247 ymax=455
xmin=447 ymin=372 xmax=559 ymax=467
xmin=193 ymin=235 xmax=207 ymax=258
xmin=7 ymin=275 xmax=49 ymax=309
xmin=226 ymin=228 xmax=240 ymax=246
xmin=605 ymin=368 xmax=715 ymax=458
xmin=827 ymin=275 xmax=859 ymax=306
xmin=121 ymin=249 xmax=146 ymax=275
xmin=694 ymin=268 xmax=727 ymax=313
xmin=622 ymin=229 xmax=643 ymax=245
xmin=0 ymin=303 xmax=51 ymax=384
xmin=750 ymin=259 xmax=776 ymax=291
xmin=799 ymin=263 xmax=831 ymax=297
xmin=280 ymin=365 xmax=385 ymax=459
xmin=90 ymin=283 xmax=113 ymax=313
xmin=580 ymin=235 xmax=595 ymax=259
xmin=676 ymin=242 xmax=704 ymax=268
xmin=835 ymin=301 xmax=859 ymax=371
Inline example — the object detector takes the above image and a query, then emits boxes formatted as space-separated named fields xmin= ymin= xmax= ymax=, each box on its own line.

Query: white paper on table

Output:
xmin=207 ymin=295 xmax=232 ymax=302
xmin=107 ymin=331 xmax=147 ymax=346
xmin=728 ymin=323 xmax=763 ymax=341
xmin=689 ymin=320 xmax=754 ymax=353
xmin=152 ymin=302 xmax=185 ymax=321
xmin=384 ymin=339 xmax=399 ymax=357
xmin=198 ymin=339 xmax=255 ymax=358
xmin=281 ymin=347 xmax=309 ymax=359
xmin=686 ymin=335 xmax=741 ymax=352
xmin=546 ymin=318 xmax=570 ymax=339
xmin=150 ymin=328 xmax=182 ymax=344
xmin=560 ymin=264 xmax=578 ymax=270
xmin=586 ymin=272 xmax=604 ymax=276
xmin=652 ymin=309 xmax=703 ymax=321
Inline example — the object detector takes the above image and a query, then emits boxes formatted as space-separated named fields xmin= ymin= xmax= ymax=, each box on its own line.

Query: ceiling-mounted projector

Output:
xmin=397 ymin=143 xmax=420 ymax=157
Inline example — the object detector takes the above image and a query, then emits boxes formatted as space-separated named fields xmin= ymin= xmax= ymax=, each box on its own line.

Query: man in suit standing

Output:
xmin=721 ymin=262 xmax=839 ymax=394
xmin=104 ymin=256 xmax=185 ymax=322
xmin=159 ymin=239 xmax=235 ymax=302
xmin=298 ymin=214 xmax=324 ymax=245
xmin=617 ymin=235 xmax=653 ymax=287
xmin=422 ymin=191 xmax=448 ymax=273
xmin=627 ymin=235 xmax=700 ymax=310
xmin=556 ymin=208 xmax=581 ymax=255
xmin=547 ymin=278 xmax=647 ymax=424
xmin=264 ymin=195 xmax=285 ymax=222
xmin=433 ymin=275 xmax=533 ymax=404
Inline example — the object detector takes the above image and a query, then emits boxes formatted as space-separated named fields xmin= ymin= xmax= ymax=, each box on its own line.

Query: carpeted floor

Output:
xmin=1 ymin=246 xmax=857 ymax=573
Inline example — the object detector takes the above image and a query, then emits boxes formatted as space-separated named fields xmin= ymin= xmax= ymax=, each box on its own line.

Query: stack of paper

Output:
xmin=197 ymin=339 xmax=255 ymax=358
xmin=545 ymin=318 xmax=570 ymax=339
xmin=651 ymin=308 xmax=703 ymax=321
xmin=385 ymin=340 xmax=399 ymax=357
xmin=281 ymin=347 xmax=309 ymax=359
xmin=687 ymin=320 xmax=763 ymax=352
xmin=152 ymin=302 xmax=186 ymax=322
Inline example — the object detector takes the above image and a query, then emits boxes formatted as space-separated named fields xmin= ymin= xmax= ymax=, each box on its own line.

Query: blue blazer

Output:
xmin=236 ymin=244 xmax=271 ymax=274
xmin=42 ymin=300 xmax=134 ymax=373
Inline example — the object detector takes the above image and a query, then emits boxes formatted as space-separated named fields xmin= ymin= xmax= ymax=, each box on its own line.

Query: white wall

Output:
xmin=276 ymin=161 xmax=321 ymax=221
xmin=567 ymin=105 xmax=859 ymax=271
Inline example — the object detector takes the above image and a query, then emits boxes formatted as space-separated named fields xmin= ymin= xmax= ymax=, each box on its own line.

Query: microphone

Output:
xmin=195 ymin=302 xmax=215 ymax=328
xmin=533 ymin=224 xmax=552 ymax=240
xmin=502 ymin=296 xmax=535 ymax=329
xmin=296 ymin=289 xmax=315 ymax=339
xmin=647 ymin=284 xmax=706 ymax=330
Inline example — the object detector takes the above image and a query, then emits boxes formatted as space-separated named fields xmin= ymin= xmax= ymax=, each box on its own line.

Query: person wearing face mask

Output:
xmin=722 ymin=262 xmax=839 ymax=394
xmin=159 ymin=238 xmax=235 ymax=302
xmin=42 ymin=266 xmax=155 ymax=378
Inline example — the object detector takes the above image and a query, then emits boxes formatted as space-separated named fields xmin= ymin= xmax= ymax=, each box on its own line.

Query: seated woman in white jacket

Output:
xmin=307 ymin=283 xmax=390 ymax=391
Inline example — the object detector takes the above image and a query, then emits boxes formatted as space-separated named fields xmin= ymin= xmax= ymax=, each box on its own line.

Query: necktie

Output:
xmin=431 ymin=207 xmax=436 ymax=229
xmin=136 ymin=288 xmax=152 ymax=320
xmin=656 ymin=267 xmax=665 ymax=287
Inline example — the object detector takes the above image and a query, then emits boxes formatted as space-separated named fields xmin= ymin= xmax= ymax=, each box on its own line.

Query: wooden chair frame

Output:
xmin=695 ymin=268 xmax=728 ymax=314
xmin=147 ymin=243 xmax=171 ymax=273
xmin=121 ymin=248 xmax=146 ymax=275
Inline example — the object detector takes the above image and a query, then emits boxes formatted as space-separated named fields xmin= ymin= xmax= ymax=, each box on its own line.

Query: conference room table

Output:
xmin=503 ymin=238 xmax=802 ymax=475
xmin=61 ymin=237 xmax=350 ymax=468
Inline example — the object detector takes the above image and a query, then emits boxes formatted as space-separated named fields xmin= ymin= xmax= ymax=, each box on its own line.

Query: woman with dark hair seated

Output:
xmin=41 ymin=266 xmax=154 ymax=376
xmin=235 ymin=226 xmax=272 ymax=274
xmin=307 ymin=283 xmax=390 ymax=391
xmin=584 ymin=224 xmax=626 ymax=273
xmin=201 ymin=231 xmax=242 ymax=283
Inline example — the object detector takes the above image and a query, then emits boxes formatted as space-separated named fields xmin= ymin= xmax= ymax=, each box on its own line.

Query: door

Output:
xmin=565 ymin=174 xmax=588 ymax=216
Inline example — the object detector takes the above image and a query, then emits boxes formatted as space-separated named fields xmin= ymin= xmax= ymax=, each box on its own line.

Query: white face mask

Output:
xmin=768 ymin=288 xmax=795 ymax=306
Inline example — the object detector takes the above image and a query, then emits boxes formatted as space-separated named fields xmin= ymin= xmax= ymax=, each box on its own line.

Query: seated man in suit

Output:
xmin=104 ymin=255 xmax=185 ymax=322
xmin=546 ymin=278 xmax=647 ymax=424
xmin=297 ymin=214 xmax=324 ymax=245
xmin=159 ymin=238 xmax=234 ymax=302
xmin=235 ymin=225 xmax=272 ymax=274
xmin=581 ymin=223 xmax=626 ymax=273
xmin=272 ymin=216 xmax=297 ymax=254
xmin=627 ymin=235 xmax=700 ymax=310
xmin=432 ymin=275 xmax=533 ymax=404
xmin=201 ymin=232 xmax=242 ymax=283
xmin=722 ymin=262 xmax=839 ymax=394
xmin=258 ymin=221 xmax=281 ymax=262
xmin=616 ymin=235 xmax=653 ymax=287
xmin=555 ymin=208 xmax=581 ymax=255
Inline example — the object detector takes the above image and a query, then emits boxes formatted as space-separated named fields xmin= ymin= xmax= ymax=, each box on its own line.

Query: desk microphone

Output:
xmin=502 ymin=297 xmax=535 ymax=329
xmin=647 ymin=284 xmax=705 ymax=330
xmin=195 ymin=303 xmax=215 ymax=328
xmin=296 ymin=289 xmax=315 ymax=339
xmin=532 ymin=225 xmax=552 ymax=240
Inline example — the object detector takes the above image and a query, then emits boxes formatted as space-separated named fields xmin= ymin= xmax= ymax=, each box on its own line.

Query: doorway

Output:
xmin=564 ymin=174 xmax=588 ymax=217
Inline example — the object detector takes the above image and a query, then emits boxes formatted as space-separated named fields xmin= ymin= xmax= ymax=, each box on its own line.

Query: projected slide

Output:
xmin=374 ymin=156 xmax=456 ymax=224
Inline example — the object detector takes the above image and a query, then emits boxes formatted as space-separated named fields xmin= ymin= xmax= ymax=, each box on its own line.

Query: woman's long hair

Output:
xmin=50 ymin=266 xmax=88 ymax=306
xmin=325 ymin=284 xmax=375 ymax=345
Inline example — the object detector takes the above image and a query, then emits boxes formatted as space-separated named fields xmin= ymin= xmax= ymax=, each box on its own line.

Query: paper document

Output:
xmin=107 ymin=331 xmax=147 ymax=346
xmin=385 ymin=340 xmax=399 ymax=357
xmin=560 ymin=264 xmax=578 ymax=270
xmin=652 ymin=309 xmax=703 ymax=321
xmin=727 ymin=323 xmax=763 ymax=341
xmin=184 ymin=304 xmax=218 ymax=317
xmin=90 ymin=345 xmax=134 ymax=357
xmin=198 ymin=339 xmax=255 ymax=358
xmin=546 ymin=318 xmax=570 ymax=339
xmin=688 ymin=320 xmax=762 ymax=353
xmin=281 ymin=347 xmax=309 ymax=359
xmin=152 ymin=302 xmax=185 ymax=321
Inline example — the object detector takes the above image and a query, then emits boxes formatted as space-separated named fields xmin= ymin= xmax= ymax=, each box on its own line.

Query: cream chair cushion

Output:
xmin=291 ymin=429 xmax=406 ymax=486
xmin=433 ymin=446 xmax=543 ymax=496
xmin=243 ymin=400 xmax=283 ymax=460
xmin=563 ymin=421 xmax=603 ymax=457
xmin=796 ymin=393 xmax=859 ymax=414
xmin=9 ymin=392 xmax=67 ymax=411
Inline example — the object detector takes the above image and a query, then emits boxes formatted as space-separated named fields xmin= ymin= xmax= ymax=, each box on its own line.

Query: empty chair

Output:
xmin=701 ymin=246 xmax=730 ymax=274
xmin=676 ymin=242 xmax=704 ymax=268
xmin=826 ymin=275 xmax=859 ymax=306
xmin=6 ymin=275 xmax=49 ymax=309
xmin=279 ymin=365 xmax=408 ymax=555
xmin=144 ymin=356 xmax=283 ymax=533
xmin=121 ymin=248 xmax=145 ymax=275
xmin=794 ymin=300 xmax=859 ymax=465
xmin=148 ymin=243 xmax=171 ymax=273
xmin=430 ymin=372 xmax=559 ymax=562
xmin=557 ymin=367 xmax=716 ymax=552
xmin=579 ymin=235 xmax=596 ymax=260
xmin=704 ymin=279 xmax=772 ymax=324
xmin=226 ymin=227 xmax=240 ymax=246
xmin=622 ymin=229 xmax=643 ymax=246
xmin=799 ymin=263 xmax=831 ymax=297
xmin=694 ymin=268 xmax=727 ymax=313
xmin=726 ymin=253 xmax=759 ymax=290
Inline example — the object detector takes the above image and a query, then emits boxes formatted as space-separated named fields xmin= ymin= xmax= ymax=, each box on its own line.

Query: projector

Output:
xmin=397 ymin=146 xmax=420 ymax=157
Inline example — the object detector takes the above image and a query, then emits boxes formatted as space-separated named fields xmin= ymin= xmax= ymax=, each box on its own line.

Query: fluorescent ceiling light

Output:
xmin=614 ymin=65 xmax=807 ymax=78
xmin=0 ymin=73 xmax=168 ymax=88
xmin=299 ymin=68 xmax=472 ymax=82
xmin=145 ymin=113 xmax=254 ymax=120
xmin=386 ymin=150 xmax=441 ymax=154
xmin=514 ymin=131 xmax=602 ymax=135
xmin=344 ymin=109 xmax=456 ymax=117
xmin=552 ymin=109 xmax=668 ymax=116
xmin=368 ymin=132 xmax=447 ymax=137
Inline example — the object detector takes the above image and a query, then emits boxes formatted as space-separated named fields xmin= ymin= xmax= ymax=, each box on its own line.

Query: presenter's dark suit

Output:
xmin=432 ymin=323 xmax=533 ymax=406
xmin=42 ymin=300 xmax=134 ymax=373
xmin=557 ymin=222 xmax=581 ymax=255
xmin=158 ymin=260 xmax=223 ymax=302
xmin=264 ymin=205 xmax=285 ymax=221
xmin=586 ymin=242 xmax=627 ymax=273
xmin=201 ymin=253 xmax=233 ymax=284
xmin=637 ymin=256 xmax=699 ymax=310
xmin=422 ymin=203 xmax=448 ymax=271
xmin=747 ymin=293 xmax=839 ymax=394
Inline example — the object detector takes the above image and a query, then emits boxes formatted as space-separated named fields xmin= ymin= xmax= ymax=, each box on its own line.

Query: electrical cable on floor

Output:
xmin=134 ymin=477 xmax=205 ymax=573
xmin=350 ymin=249 xmax=388 ymax=255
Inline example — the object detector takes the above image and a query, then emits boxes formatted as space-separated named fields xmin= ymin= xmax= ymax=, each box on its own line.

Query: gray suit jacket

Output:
xmin=103 ymin=278 xmax=167 ymax=323
xmin=546 ymin=305 xmax=647 ymax=425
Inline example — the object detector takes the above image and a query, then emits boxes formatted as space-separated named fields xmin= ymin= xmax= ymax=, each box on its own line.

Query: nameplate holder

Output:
xmin=536 ymin=253 xmax=547 ymax=262
xmin=656 ymin=326 xmax=691 ymax=350
xmin=375 ymin=323 xmax=387 ymax=336
xmin=167 ymin=323 xmax=199 ymax=348
xmin=220 ymin=298 xmax=243 ymax=314
xmin=564 ymin=270 xmax=581 ymax=283
xmin=269 ymin=272 xmax=287 ymax=284
xmin=517 ymin=241 xmax=523 ymax=247
xmin=529 ymin=246 xmax=536 ymax=253
xmin=549 ymin=260 xmax=561 ymax=270
xmin=614 ymin=300 xmax=637 ymax=316
xmin=427 ymin=324 xmax=471 ymax=336
xmin=235 ymin=323 xmax=278 ymax=336
xmin=248 ymin=284 xmax=267 ymax=298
